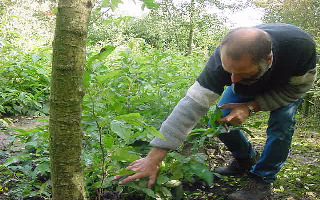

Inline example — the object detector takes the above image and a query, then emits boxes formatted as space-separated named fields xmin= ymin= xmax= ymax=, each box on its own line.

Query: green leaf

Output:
xmin=101 ymin=0 xmax=109 ymax=7
xmin=110 ymin=120 xmax=132 ymax=144
xmin=111 ymin=147 xmax=140 ymax=163
xmin=86 ymin=45 xmax=115 ymax=67
xmin=115 ymin=113 xmax=143 ymax=126
xmin=111 ymin=0 xmax=123 ymax=11
xmin=83 ymin=71 xmax=91 ymax=90
xmin=209 ymin=106 xmax=223 ymax=127
xmin=96 ymin=70 xmax=122 ymax=83
xmin=125 ymin=182 xmax=157 ymax=198
xmin=115 ymin=168 xmax=139 ymax=176
xmin=146 ymin=126 xmax=166 ymax=141
xmin=128 ymin=41 xmax=134 ymax=49
xmin=140 ymin=0 xmax=159 ymax=9
xmin=160 ymin=186 xmax=172 ymax=197
xmin=168 ymin=152 xmax=186 ymax=163
xmin=31 ymin=162 xmax=50 ymax=179
xmin=103 ymin=136 xmax=114 ymax=149
xmin=189 ymin=162 xmax=213 ymax=185
xmin=156 ymin=175 xmax=170 ymax=185
xmin=189 ymin=128 xmax=207 ymax=136
xmin=3 ymin=156 xmax=19 ymax=167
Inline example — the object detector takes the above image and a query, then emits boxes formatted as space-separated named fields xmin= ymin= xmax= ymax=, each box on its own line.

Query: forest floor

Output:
xmin=183 ymin=112 xmax=320 ymax=200
xmin=0 ymin=113 xmax=319 ymax=200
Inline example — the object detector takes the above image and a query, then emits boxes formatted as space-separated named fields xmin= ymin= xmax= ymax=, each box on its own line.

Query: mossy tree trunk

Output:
xmin=49 ymin=0 xmax=92 ymax=199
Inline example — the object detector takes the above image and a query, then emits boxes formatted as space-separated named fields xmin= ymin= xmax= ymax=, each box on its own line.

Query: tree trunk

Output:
xmin=187 ymin=0 xmax=195 ymax=55
xmin=49 ymin=0 xmax=92 ymax=199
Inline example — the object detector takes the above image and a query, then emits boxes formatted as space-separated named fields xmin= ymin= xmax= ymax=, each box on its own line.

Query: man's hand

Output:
xmin=218 ymin=103 xmax=250 ymax=125
xmin=113 ymin=147 xmax=168 ymax=188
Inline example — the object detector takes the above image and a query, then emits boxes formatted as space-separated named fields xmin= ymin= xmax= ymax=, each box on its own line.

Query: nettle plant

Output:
xmin=81 ymin=41 xmax=219 ymax=199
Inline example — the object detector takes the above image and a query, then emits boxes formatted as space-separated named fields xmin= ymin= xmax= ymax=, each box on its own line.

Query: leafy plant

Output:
xmin=0 ymin=123 xmax=50 ymax=199
xmin=0 ymin=45 xmax=51 ymax=115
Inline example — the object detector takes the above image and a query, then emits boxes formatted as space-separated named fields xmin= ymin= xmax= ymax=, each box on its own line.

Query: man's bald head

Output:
xmin=220 ymin=27 xmax=272 ymax=65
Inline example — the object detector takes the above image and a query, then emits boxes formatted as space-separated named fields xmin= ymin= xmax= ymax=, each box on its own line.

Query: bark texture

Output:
xmin=49 ymin=1 xmax=92 ymax=199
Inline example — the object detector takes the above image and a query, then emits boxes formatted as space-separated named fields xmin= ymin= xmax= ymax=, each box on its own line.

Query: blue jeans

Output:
xmin=217 ymin=86 xmax=302 ymax=183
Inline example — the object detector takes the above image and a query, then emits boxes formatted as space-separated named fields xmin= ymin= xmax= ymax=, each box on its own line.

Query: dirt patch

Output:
xmin=0 ymin=116 xmax=48 ymax=150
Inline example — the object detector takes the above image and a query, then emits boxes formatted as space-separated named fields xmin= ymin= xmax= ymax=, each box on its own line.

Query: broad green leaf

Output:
xmin=31 ymin=162 xmax=50 ymax=179
xmin=110 ymin=120 xmax=132 ymax=144
xmin=86 ymin=45 xmax=115 ymax=66
xmin=146 ymin=126 xmax=166 ymax=141
xmin=189 ymin=162 xmax=213 ymax=185
xmin=156 ymin=175 xmax=170 ymax=185
xmin=3 ymin=156 xmax=19 ymax=167
xmin=115 ymin=168 xmax=139 ymax=176
xmin=96 ymin=70 xmax=122 ymax=83
xmin=111 ymin=147 xmax=140 ymax=163
xmin=83 ymin=71 xmax=91 ymax=90
xmin=103 ymin=136 xmax=114 ymax=149
xmin=115 ymin=113 xmax=143 ymax=126
xmin=168 ymin=152 xmax=188 ymax=163
xmin=171 ymin=169 xmax=184 ymax=180
xmin=101 ymin=177 xmax=114 ymax=188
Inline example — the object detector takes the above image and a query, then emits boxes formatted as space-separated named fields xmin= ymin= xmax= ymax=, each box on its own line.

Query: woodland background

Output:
xmin=0 ymin=0 xmax=319 ymax=199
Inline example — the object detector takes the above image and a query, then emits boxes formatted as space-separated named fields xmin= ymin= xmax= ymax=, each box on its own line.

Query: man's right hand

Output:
xmin=113 ymin=147 xmax=168 ymax=188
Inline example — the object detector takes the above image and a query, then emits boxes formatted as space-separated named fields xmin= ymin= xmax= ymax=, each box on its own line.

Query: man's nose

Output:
xmin=231 ymin=74 xmax=242 ymax=83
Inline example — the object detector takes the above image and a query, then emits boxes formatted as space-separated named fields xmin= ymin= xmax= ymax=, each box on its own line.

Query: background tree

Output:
xmin=251 ymin=0 xmax=320 ymax=117
xmin=252 ymin=0 xmax=319 ymax=40
xmin=49 ymin=0 xmax=93 ymax=199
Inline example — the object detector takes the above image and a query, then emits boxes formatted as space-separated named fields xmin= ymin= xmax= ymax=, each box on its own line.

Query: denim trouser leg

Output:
xmin=251 ymin=98 xmax=303 ymax=183
xmin=217 ymin=86 xmax=256 ymax=159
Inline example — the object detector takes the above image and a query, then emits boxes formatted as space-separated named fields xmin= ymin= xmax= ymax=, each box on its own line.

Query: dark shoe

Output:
xmin=214 ymin=152 xmax=260 ymax=176
xmin=227 ymin=176 xmax=272 ymax=200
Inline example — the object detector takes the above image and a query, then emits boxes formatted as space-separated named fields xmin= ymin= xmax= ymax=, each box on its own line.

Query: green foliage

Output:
xmin=0 ymin=124 xmax=51 ymax=199
xmin=81 ymin=41 xmax=209 ymax=199
xmin=0 ymin=44 xmax=51 ymax=115
xmin=88 ymin=0 xmax=228 ymax=53
xmin=122 ymin=0 xmax=227 ymax=53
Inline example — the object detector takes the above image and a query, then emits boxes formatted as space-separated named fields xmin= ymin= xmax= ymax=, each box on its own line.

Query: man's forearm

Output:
xmin=146 ymin=147 xmax=169 ymax=164
xmin=150 ymin=81 xmax=220 ymax=150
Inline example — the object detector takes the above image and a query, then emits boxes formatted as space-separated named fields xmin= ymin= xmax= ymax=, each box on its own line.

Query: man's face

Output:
xmin=221 ymin=53 xmax=261 ymax=84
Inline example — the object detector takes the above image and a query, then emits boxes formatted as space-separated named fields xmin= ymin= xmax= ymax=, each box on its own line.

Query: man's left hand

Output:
xmin=218 ymin=103 xmax=250 ymax=125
